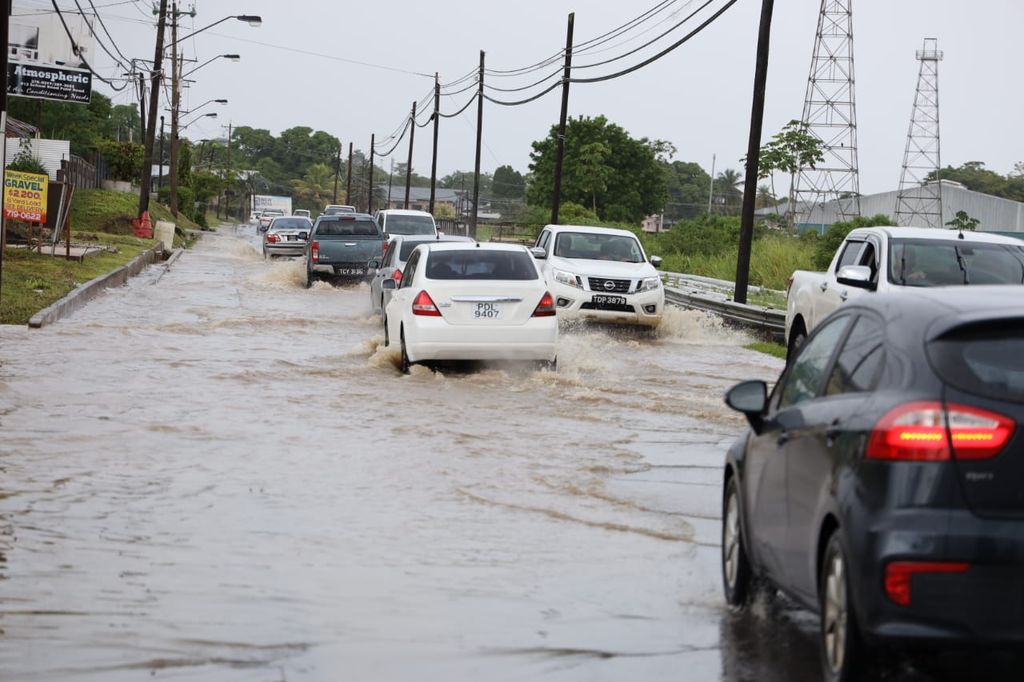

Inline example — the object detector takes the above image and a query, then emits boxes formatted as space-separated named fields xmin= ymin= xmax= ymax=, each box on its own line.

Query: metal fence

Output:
xmin=57 ymin=154 xmax=102 ymax=189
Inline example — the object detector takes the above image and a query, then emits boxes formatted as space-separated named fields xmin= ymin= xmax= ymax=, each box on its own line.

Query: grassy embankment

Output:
xmin=1 ymin=189 xmax=200 ymax=325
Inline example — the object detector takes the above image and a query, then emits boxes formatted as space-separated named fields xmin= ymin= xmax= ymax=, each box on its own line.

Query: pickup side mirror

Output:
xmin=836 ymin=265 xmax=875 ymax=290
xmin=725 ymin=380 xmax=768 ymax=434
xmin=650 ymin=255 xmax=663 ymax=268
xmin=381 ymin=279 xmax=397 ymax=290
xmin=367 ymin=258 xmax=381 ymax=270
xmin=529 ymin=247 xmax=547 ymax=259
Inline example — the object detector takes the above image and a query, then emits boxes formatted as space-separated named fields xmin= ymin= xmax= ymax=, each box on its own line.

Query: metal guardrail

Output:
xmin=664 ymin=286 xmax=786 ymax=341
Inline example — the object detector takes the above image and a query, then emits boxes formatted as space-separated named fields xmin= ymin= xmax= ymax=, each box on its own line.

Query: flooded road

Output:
xmin=0 ymin=227 xmax=1017 ymax=681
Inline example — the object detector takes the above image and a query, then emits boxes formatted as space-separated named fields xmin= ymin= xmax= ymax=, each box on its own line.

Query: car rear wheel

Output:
xmin=383 ymin=317 xmax=390 ymax=347
xmin=400 ymin=330 xmax=411 ymax=375
xmin=819 ymin=531 xmax=864 ymax=682
xmin=722 ymin=475 xmax=753 ymax=606
xmin=304 ymin=267 xmax=315 ymax=289
xmin=787 ymin=323 xmax=807 ymax=364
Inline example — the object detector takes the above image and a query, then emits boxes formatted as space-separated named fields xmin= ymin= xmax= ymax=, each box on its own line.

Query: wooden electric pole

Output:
xmin=550 ymin=12 xmax=575 ymax=225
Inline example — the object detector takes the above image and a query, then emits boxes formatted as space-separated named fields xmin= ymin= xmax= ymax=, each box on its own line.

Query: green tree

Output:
xmin=756 ymin=184 xmax=776 ymax=209
xmin=528 ymin=115 xmax=666 ymax=223
xmin=440 ymin=170 xmax=492 ymax=196
xmin=946 ymin=210 xmax=980 ymax=232
xmin=7 ymin=92 xmax=118 ymax=156
xmin=662 ymin=160 xmax=711 ymax=220
xmin=110 ymin=104 xmax=141 ymax=143
xmin=96 ymin=140 xmax=144 ymax=182
xmin=291 ymin=163 xmax=334 ymax=210
xmin=714 ymin=168 xmax=744 ymax=212
xmin=930 ymin=161 xmax=1015 ymax=199
xmin=492 ymin=164 xmax=526 ymax=199
xmin=812 ymin=214 xmax=892 ymax=269
xmin=755 ymin=120 xmax=825 ymax=223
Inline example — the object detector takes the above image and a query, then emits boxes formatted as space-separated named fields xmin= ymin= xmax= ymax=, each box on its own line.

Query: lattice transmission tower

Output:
xmin=895 ymin=38 xmax=943 ymax=227
xmin=793 ymin=0 xmax=861 ymax=227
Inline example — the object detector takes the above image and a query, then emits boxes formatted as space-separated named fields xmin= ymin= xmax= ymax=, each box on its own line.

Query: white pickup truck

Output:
xmin=786 ymin=226 xmax=1024 ymax=358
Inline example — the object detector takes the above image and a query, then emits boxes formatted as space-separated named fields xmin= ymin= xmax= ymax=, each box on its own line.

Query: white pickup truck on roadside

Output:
xmin=785 ymin=226 xmax=1024 ymax=358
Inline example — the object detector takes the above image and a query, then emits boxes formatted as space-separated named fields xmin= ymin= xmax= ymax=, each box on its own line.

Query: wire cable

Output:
xmin=70 ymin=0 xmax=130 ymax=72
xmin=484 ymin=66 xmax=562 ymax=93
xmin=88 ymin=0 xmax=135 ymax=66
xmin=482 ymin=80 xmax=561 ymax=107
xmin=440 ymin=78 xmax=479 ymax=97
xmin=375 ymin=118 xmax=411 ymax=157
xmin=49 ymin=0 xmax=130 ymax=90
xmin=571 ymin=0 xmax=681 ymax=55
xmin=438 ymin=92 xmax=479 ymax=119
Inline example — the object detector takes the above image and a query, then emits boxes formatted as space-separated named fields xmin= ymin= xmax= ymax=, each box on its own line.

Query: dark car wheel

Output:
xmin=787 ymin=323 xmax=807 ymax=364
xmin=304 ymin=267 xmax=315 ymax=289
xmin=400 ymin=330 xmax=411 ymax=375
xmin=722 ymin=475 xmax=753 ymax=606
xmin=819 ymin=531 xmax=864 ymax=682
xmin=383 ymin=316 xmax=390 ymax=347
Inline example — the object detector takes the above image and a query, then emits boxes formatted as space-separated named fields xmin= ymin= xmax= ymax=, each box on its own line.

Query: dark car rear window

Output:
xmin=385 ymin=215 xmax=435 ymax=236
xmin=315 ymin=219 xmax=380 ymax=237
xmin=928 ymin=320 xmax=1024 ymax=402
xmin=399 ymin=240 xmax=433 ymax=260
xmin=425 ymin=250 xmax=538 ymax=280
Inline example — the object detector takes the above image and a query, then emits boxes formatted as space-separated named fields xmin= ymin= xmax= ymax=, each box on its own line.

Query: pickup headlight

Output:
xmin=636 ymin=276 xmax=661 ymax=293
xmin=552 ymin=268 xmax=582 ymax=289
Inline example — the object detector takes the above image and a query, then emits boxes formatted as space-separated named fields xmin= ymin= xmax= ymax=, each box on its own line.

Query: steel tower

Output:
xmin=895 ymin=38 xmax=943 ymax=227
xmin=793 ymin=0 xmax=861 ymax=227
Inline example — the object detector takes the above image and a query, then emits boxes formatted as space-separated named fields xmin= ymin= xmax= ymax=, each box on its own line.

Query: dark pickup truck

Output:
xmin=304 ymin=214 xmax=386 ymax=287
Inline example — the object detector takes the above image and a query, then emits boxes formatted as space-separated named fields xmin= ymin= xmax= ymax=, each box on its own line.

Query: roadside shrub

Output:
xmin=97 ymin=140 xmax=143 ymax=182
xmin=7 ymin=146 xmax=48 ymax=175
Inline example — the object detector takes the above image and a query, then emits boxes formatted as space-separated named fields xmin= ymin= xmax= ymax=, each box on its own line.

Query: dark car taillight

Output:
xmin=884 ymin=561 xmax=971 ymax=606
xmin=412 ymin=290 xmax=441 ymax=317
xmin=311 ymin=241 xmax=319 ymax=262
xmin=866 ymin=402 xmax=1015 ymax=461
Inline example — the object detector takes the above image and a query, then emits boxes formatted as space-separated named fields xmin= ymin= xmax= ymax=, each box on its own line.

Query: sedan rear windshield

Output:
xmin=426 ymin=250 xmax=538 ymax=280
xmin=270 ymin=218 xmax=310 ymax=230
xmin=553 ymin=232 xmax=644 ymax=263
xmin=386 ymin=215 xmax=435 ymax=236
xmin=888 ymin=238 xmax=1024 ymax=286
xmin=315 ymin=219 xmax=380 ymax=237
xmin=928 ymin=320 xmax=1024 ymax=402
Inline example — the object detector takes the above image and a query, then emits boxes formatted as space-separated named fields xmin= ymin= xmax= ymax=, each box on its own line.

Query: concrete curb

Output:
xmin=28 ymin=246 xmax=162 ymax=329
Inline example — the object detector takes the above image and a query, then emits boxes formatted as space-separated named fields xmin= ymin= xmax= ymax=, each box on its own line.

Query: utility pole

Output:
xmin=1 ymin=0 xmax=10 ymax=303
xmin=138 ymin=0 xmax=169 ymax=218
xmin=137 ymin=72 xmax=147 ymax=143
xmin=550 ymin=12 xmax=575 ymax=225
xmin=367 ymin=134 xmax=375 ymax=214
xmin=707 ymin=153 xmax=716 ymax=214
xmin=333 ymin=141 xmax=342 ymax=204
xmin=158 ymin=116 xmax=165 ymax=189
xmin=734 ymin=0 xmax=775 ymax=305
xmin=168 ymin=1 xmax=180 ymax=216
xmin=404 ymin=101 xmax=416 ymax=210
xmin=225 ymin=121 xmax=233 ymax=219
xmin=470 ymin=50 xmax=485 ymax=238
xmin=429 ymin=73 xmax=440 ymax=214
xmin=345 ymin=142 xmax=353 ymax=204
xmin=387 ymin=159 xmax=395 ymax=208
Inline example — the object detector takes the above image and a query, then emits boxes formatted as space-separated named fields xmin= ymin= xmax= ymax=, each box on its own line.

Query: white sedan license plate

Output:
xmin=592 ymin=294 xmax=626 ymax=307
xmin=474 ymin=302 xmax=503 ymax=320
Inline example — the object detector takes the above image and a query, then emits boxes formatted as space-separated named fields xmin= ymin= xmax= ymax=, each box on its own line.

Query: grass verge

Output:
xmin=659 ymin=235 xmax=813 ymax=291
xmin=745 ymin=341 xmax=787 ymax=360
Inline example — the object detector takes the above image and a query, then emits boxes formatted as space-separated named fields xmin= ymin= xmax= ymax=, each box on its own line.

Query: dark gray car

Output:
xmin=304 ymin=214 xmax=386 ymax=287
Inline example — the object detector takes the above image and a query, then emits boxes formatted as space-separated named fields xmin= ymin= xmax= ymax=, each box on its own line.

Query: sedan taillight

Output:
xmin=532 ymin=291 xmax=556 ymax=317
xmin=266 ymin=233 xmax=279 ymax=243
xmin=866 ymin=402 xmax=1015 ymax=461
xmin=412 ymin=290 xmax=441 ymax=316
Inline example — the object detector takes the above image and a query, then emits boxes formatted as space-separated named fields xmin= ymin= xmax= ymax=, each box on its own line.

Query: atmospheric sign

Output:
xmin=7 ymin=62 xmax=92 ymax=103
xmin=4 ymin=170 xmax=50 ymax=223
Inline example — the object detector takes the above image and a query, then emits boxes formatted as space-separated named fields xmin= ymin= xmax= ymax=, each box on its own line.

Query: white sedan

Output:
xmin=382 ymin=243 xmax=558 ymax=373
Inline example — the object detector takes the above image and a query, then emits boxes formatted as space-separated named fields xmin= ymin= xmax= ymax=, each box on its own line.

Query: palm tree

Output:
xmin=291 ymin=163 xmax=333 ymax=209
xmin=715 ymin=169 xmax=744 ymax=212
xmin=756 ymin=183 xmax=777 ymax=209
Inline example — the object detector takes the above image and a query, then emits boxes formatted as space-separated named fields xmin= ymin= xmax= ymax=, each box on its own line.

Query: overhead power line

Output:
xmin=49 ymin=0 xmax=130 ymax=90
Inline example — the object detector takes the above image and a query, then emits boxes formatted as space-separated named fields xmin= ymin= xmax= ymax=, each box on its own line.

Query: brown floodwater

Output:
xmin=1 ymin=227 xmax=1016 ymax=681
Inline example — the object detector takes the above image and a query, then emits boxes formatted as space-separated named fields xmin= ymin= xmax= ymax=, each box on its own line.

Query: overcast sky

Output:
xmin=13 ymin=0 xmax=1024 ymax=195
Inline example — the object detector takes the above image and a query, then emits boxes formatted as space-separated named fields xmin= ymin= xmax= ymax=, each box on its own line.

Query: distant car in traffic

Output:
xmin=374 ymin=209 xmax=438 ymax=238
xmin=721 ymin=286 xmax=1024 ymax=682
xmin=531 ymin=224 xmax=664 ymax=327
xmin=263 ymin=216 xmax=313 ymax=259
xmin=368 ymin=234 xmax=475 ymax=316
xmin=323 ymin=204 xmax=357 ymax=216
xmin=382 ymin=243 xmax=557 ymax=373
xmin=303 ymin=214 xmax=386 ymax=287
xmin=293 ymin=209 xmax=312 ymax=219
xmin=258 ymin=209 xmax=285 ymax=233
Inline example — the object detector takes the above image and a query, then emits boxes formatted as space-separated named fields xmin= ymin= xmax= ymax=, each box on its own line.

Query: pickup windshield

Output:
xmin=386 ymin=215 xmax=435 ymax=236
xmin=888 ymin=238 xmax=1024 ymax=286
xmin=315 ymin=218 xmax=381 ymax=237
xmin=553 ymin=232 xmax=643 ymax=263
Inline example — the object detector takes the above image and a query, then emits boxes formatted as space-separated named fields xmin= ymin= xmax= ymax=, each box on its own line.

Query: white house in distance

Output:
xmin=758 ymin=180 xmax=1024 ymax=234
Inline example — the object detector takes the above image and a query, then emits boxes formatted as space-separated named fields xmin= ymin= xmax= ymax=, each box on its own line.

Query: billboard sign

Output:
xmin=4 ymin=170 xmax=50 ymax=223
xmin=6 ymin=8 xmax=96 ymax=103
xmin=7 ymin=62 xmax=92 ymax=103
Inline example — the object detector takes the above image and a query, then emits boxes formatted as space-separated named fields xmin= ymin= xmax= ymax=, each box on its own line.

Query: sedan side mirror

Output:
xmin=367 ymin=258 xmax=381 ymax=270
xmin=836 ymin=265 xmax=876 ymax=290
xmin=650 ymin=255 xmax=663 ymax=268
xmin=381 ymin=279 xmax=397 ymax=290
xmin=529 ymin=247 xmax=547 ymax=259
xmin=725 ymin=380 xmax=768 ymax=434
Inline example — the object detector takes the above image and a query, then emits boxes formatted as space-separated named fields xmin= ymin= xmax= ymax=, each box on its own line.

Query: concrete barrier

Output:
xmin=28 ymin=246 xmax=161 ymax=329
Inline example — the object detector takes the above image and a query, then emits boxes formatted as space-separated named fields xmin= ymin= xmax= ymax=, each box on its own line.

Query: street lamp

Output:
xmin=168 ymin=15 xmax=259 ymax=216
xmin=179 ymin=99 xmax=228 ymax=115
xmin=182 ymin=54 xmax=240 ymax=79
xmin=181 ymin=112 xmax=218 ymax=130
